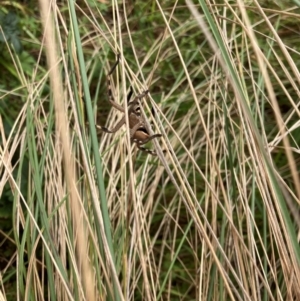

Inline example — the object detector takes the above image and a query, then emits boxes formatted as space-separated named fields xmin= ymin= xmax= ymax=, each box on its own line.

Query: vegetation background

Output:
xmin=1 ymin=0 xmax=300 ymax=300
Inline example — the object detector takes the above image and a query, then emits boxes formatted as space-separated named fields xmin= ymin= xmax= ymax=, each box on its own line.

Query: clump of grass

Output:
xmin=1 ymin=1 xmax=300 ymax=300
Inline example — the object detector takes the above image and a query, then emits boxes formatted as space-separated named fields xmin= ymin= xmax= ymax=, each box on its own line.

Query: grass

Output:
xmin=1 ymin=0 xmax=300 ymax=300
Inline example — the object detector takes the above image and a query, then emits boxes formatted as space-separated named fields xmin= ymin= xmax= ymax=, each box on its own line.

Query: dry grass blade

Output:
xmin=1 ymin=1 xmax=300 ymax=300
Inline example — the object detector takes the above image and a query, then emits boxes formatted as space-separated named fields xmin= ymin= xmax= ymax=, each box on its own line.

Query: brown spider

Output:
xmin=101 ymin=54 xmax=162 ymax=155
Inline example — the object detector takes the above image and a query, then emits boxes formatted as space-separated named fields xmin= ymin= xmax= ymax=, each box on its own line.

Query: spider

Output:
xmin=100 ymin=54 xmax=162 ymax=156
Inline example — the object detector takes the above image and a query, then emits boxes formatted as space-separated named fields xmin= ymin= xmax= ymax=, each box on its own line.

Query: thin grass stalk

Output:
xmin=68 ymin=1 xmax=122 ymax=300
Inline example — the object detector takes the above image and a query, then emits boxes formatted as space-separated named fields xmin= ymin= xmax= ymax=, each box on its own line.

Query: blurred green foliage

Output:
xmin=0 ymin=11 xmax=22 ymax=54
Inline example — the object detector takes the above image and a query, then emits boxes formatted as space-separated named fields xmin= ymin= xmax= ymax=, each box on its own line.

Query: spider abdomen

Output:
xmin=132 ymin=128 xmax=150 ymax=144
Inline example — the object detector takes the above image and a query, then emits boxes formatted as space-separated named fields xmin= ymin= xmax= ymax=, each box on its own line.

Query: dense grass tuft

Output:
xmin=1 ymin=1 xmax=300 ymax=300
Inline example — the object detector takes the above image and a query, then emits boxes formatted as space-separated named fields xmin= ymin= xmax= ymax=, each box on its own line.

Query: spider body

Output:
xmin=101 ymin=55 xmax=162 ymax=156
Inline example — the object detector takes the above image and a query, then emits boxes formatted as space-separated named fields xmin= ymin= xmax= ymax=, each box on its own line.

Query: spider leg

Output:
xmin=101 ymin=116 xmax=126 ymax=133
xmin=127 ymin=86 xmax=133 ymax=103
xmin=134 ymin=133 xmax=162 ymax=145
xmin=127 ymin=90 xmax=149 ymax=107
xmin=107 ymin=54 xmax=124 ymax=112
xmin=136 ymin=144 xmax=157 ymax=156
